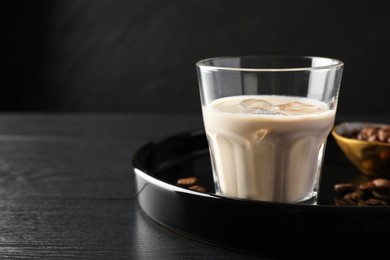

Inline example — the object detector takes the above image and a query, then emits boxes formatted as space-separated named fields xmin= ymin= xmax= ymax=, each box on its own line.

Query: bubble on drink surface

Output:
xmin=275 ymin=101 xmax=323 ymax=115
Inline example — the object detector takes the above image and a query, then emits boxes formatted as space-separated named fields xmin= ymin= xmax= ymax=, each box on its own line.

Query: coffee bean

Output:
xmin=366 ymin=198 xmax=388 ymax=206
xmin=367 ymin=135 xmax=378 ymax=142
xmin=357 ymin=200 xmax=368 ymax=206
xmin=372 ymin=178 xmax=390 ymax=189
xmin=177 ymin=176 xmax=198 ymax=186
xmin=334 ymin=183 xmax=354 ymax=194
xmin=189 ymin=185 xmax=206 ymax=192
xmin=334 ymin=177 xmax=390 ymax=206
xmin=359 ymin=181 xmax=375 ymax=192
xmin=343 ymin=198 xmax=357 ymax=206
xmin=344 ymin=191 xmax=363 ymax=202
xmin=197 ymin=187 xmax=206 ymax=192
xmin=358 ymin=127 xmax=379 ymax=141
xmin=356 ymin=133 xmax=364 ymax=140
xmin=378 ymin=127 xmax=390 ymax=142
xmin=335 ymin=199 xmax=356 ymax=206
xmin=335 ymin=199 xmax=349 ymax=206
xmin=372 ymin=190 xmax=390 ymax=200
xmin=353 ymin=125 xmax=390 ymax=143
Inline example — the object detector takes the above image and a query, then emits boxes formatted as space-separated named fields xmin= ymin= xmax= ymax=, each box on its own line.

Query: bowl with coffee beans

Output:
xmin=332 ymin=122 xmax=390 ymax=177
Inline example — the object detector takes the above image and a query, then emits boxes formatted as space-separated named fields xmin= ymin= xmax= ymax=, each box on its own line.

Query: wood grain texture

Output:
xmin=0 ymin=114 xmax=275 ymax=259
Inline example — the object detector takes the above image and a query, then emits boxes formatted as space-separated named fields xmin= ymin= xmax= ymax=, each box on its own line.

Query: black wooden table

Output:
xmin=0 ymin=113 xmax=258 ymax=259
xmin=0 ymin=113 xmax=387 ymax=260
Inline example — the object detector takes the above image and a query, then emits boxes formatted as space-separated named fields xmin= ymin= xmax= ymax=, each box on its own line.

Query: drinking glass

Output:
xmin=196 ymin=56 xmax=343 ymax=204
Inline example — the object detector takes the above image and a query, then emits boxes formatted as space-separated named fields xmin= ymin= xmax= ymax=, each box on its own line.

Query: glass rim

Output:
xmin=196 ymin=55 xmax=344 ymax=72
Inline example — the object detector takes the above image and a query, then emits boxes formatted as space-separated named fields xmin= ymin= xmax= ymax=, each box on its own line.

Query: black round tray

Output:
xmin=132 ymin=129 xmax=390 ymax=259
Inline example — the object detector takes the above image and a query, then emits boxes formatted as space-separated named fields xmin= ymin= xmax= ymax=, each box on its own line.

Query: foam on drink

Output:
xmin=202 ymin=95 xmax=335 ymax=203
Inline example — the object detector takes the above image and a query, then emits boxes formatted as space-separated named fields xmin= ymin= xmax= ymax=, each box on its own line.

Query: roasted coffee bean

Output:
xmin=354 ymin=125 xmax=390 ymax=143
xmin=334 ymin=177 xmax=390 ymax=206
xmin=378 ymin=127 xmax=390 ymax=142
xmin=357 ymin=200 xmax=368 ymax=206
xmin=189 ymin=185 xmax=206 ymax=192
xmin=177 ymin=176 xmax=198 ymax=186
xmin=357 ymin=127 xmax=379 ymax=141
xmin=343 ymin=198 xmax=357 ymax=206
xmin=334 ymin=183 xmax=354 ymax=194
xmin=366 ymin=198 xmax=388 ymax=206
xmin=335 ymin=199 xmax=356 ymax=206
xmin=372 ymin=190 xmax=390 ymax=200
xmin=367 ymin=134 xmax=379 ymax=142
xmin=372 ymin=178 xmax=390 ymax=189
xmin=359 ymin=181 xmax=375 ymax=192
xmin=344 ymin=191 xmax=362 ymax=202
xmin=335 ymin=199 xmax=349 ymax=206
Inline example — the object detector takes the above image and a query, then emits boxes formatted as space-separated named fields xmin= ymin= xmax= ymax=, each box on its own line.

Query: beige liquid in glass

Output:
xmin=202 ymin=95 xmax=335 ymax=203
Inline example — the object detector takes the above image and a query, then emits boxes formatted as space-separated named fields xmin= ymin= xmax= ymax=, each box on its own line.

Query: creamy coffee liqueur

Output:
xmin=202 ymin=95 xmax=335 ymax=203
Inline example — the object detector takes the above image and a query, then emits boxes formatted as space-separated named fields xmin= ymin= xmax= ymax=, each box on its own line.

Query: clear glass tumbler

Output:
xmin=196 ymin=56 xmax=343 ymax=204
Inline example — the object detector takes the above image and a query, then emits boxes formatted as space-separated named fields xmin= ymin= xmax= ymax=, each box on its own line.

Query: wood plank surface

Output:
xmin=0 ymin=114 xmax=268 ymax=259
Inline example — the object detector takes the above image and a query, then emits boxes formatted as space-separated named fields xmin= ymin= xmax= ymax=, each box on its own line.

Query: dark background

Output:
xmin=2 ymin=0 xmax=390 ymax=115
